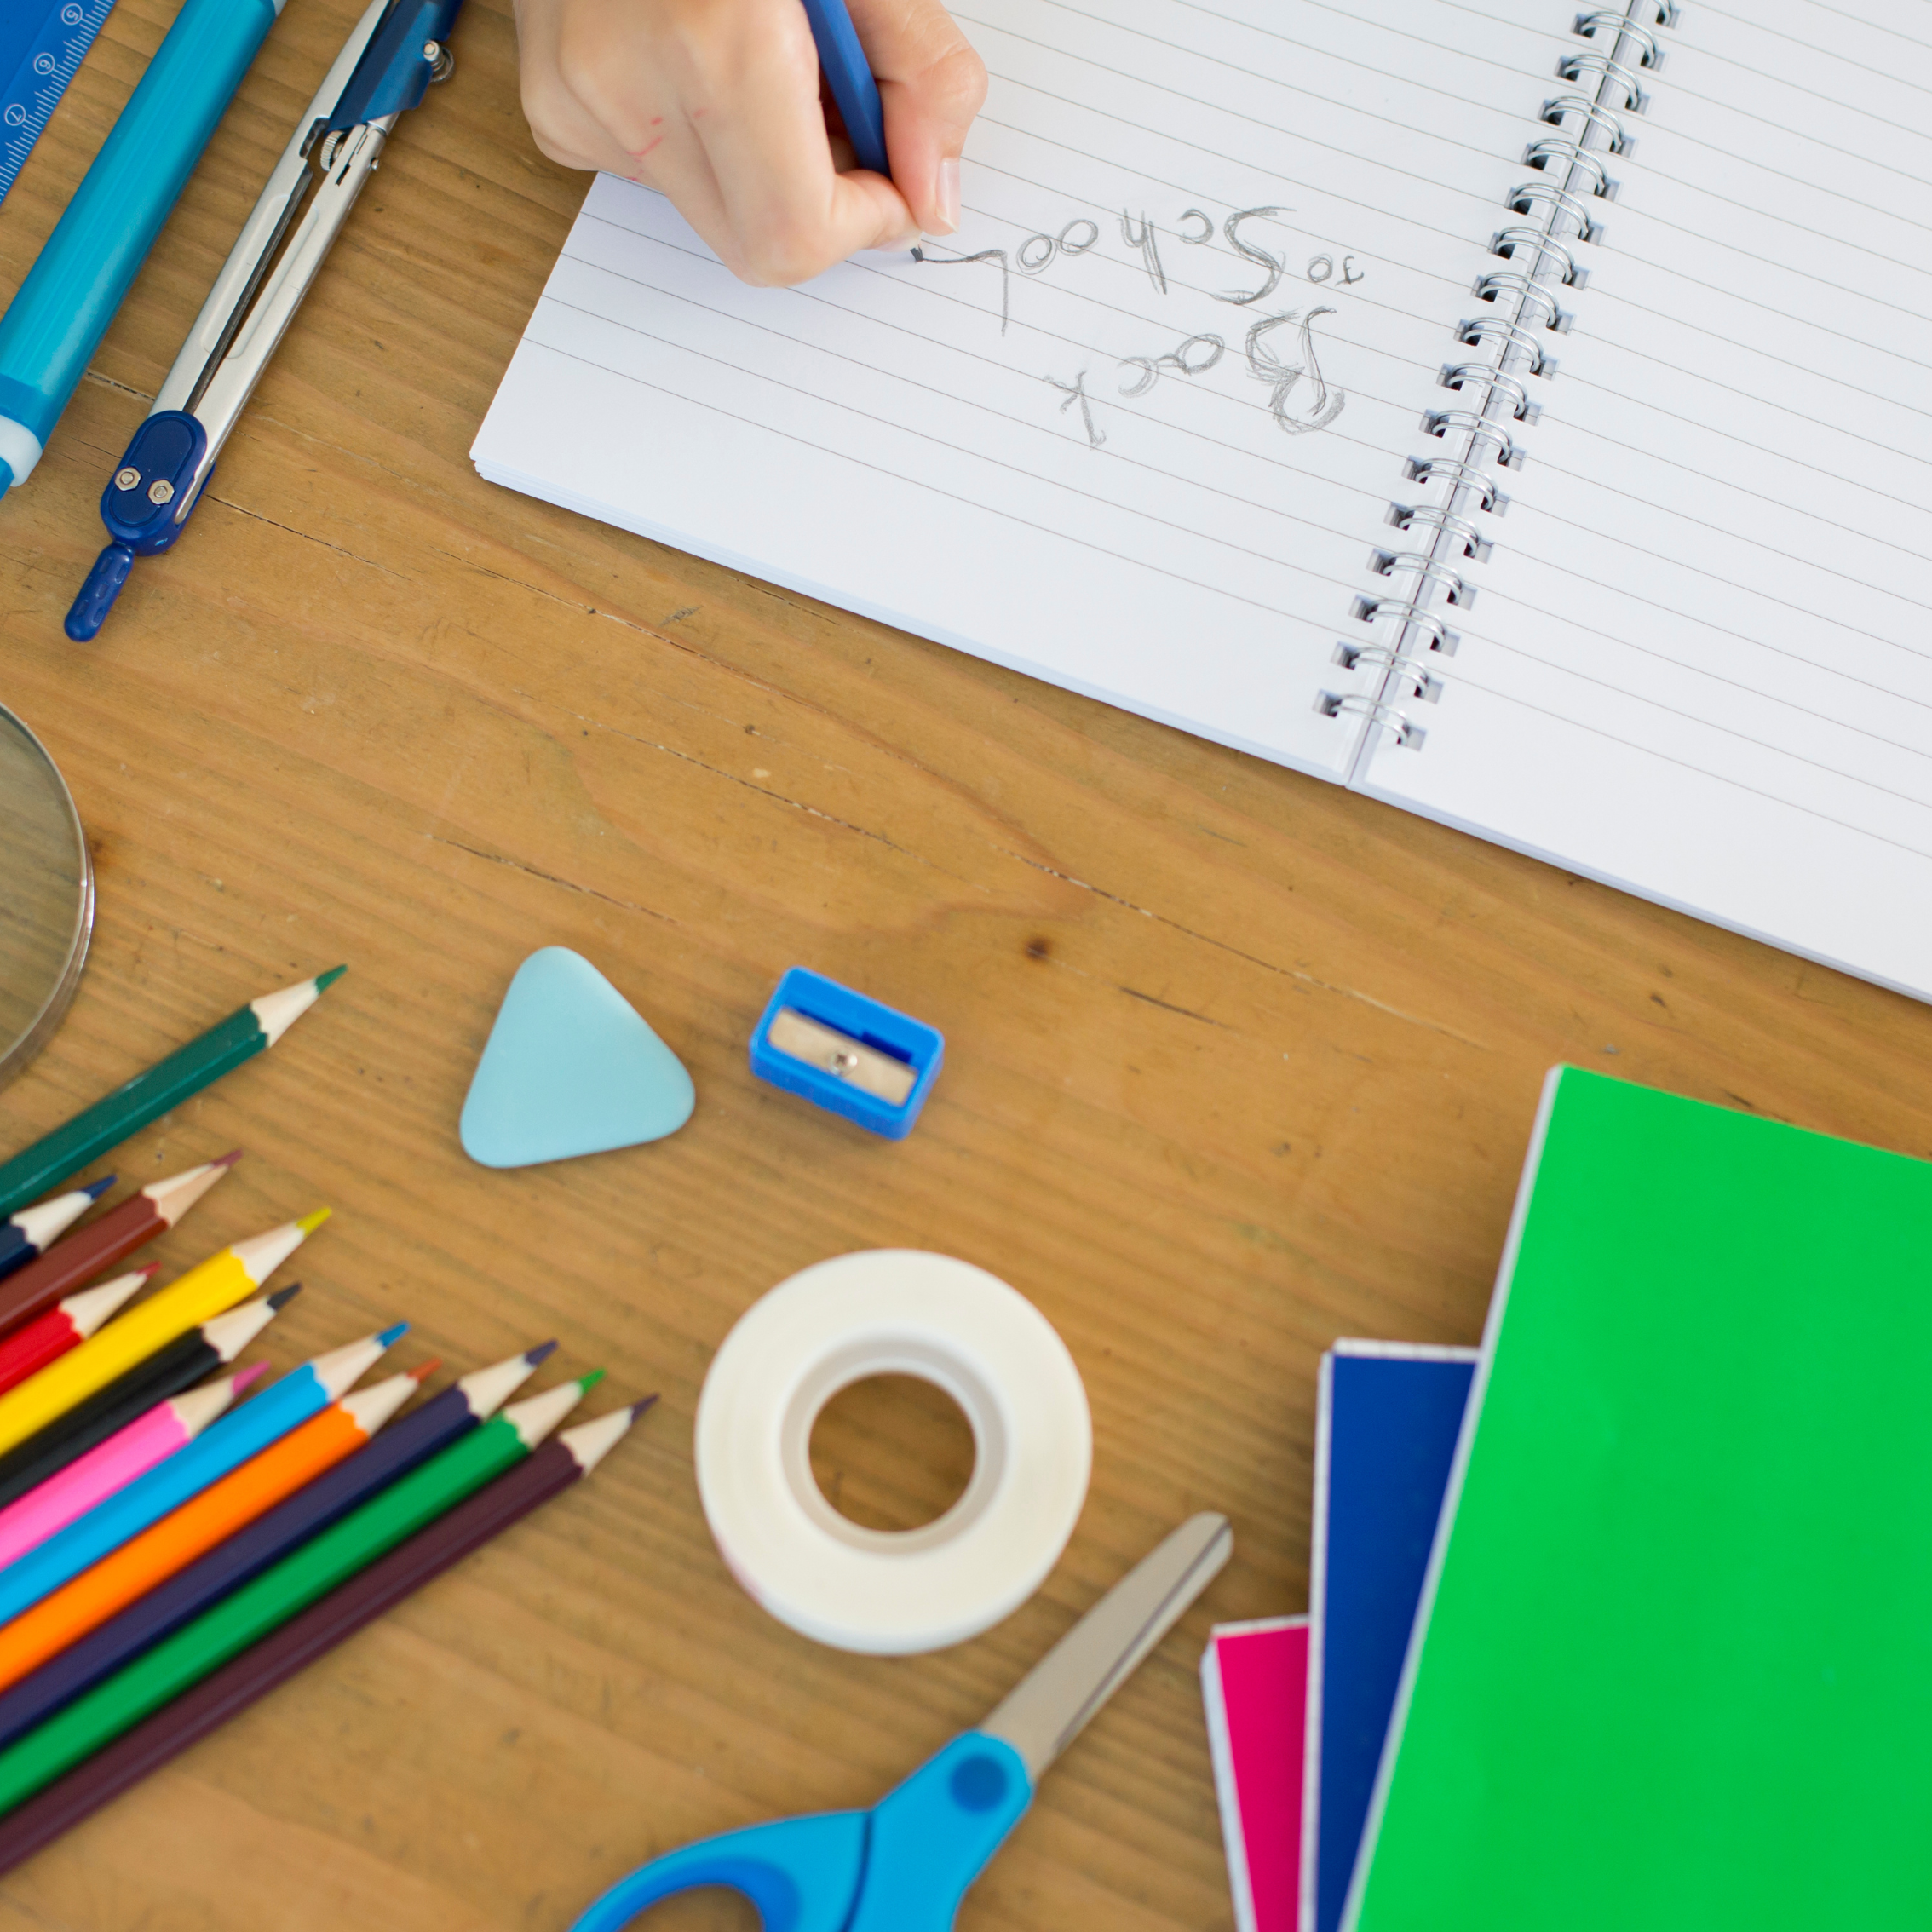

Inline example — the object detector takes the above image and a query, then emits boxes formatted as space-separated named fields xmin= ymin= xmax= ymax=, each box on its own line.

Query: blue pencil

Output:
xmin=798 ymin=0 xmax=889 ymax=178
xmin=0 ymin=1182 xmax=112 ymax=1286
xmin=0 ymin=1341 xmax=555 ymax=1749
xmin=0 ymin=1325 xmax=404 ymax=1626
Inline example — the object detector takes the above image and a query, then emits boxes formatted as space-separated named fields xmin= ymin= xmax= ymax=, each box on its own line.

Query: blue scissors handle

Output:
xmin=570 ymin=1734 xmax=1032 ymax=1932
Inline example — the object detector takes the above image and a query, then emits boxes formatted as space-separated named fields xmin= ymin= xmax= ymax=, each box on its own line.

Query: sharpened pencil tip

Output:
xmin=233 ymin=1360 xmax=272 ymax=1392
xmin=212 ymin=1148 xmax=244 ymax=1169
xmin=409 ymin=1358 xmax=441 ymax=1382
xmin=526 ymin=1340 xmax=559 ymax=1366
xmin=83 ymin=1175 xmax=116 ymax=1199
xmin=295 ymin=1207 xmax=331 ymax=1236
xmin=267 ymin=1282 xmax=303 ymax=1310
xmin=578 ymin=1370 xmax=606 ymax=1392
xmin=315 ymin=964 xmax=348 ymax=992
xmin=377 ymin=1321 xmax=408 ymax=1347
xmin=631 ymin=1394 xmax=659 ymax=1419
xmin=137 ymin=1262 xmax=162 ymax=1279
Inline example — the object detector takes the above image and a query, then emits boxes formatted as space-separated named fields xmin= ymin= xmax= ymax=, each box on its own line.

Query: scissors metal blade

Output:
xmin=979 ymin=1511 xmax=1232 ymax=1785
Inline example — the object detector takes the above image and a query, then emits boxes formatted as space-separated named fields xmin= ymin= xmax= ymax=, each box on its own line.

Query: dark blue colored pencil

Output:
xmin=0 ymin=1342 xmax=555 ymax=1749
xmin=0 ymin=1181 xmax=112 ymax=1284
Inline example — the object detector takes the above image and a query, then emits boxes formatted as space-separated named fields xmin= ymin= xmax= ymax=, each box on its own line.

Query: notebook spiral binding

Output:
xmin=1321 ymin=0 xmax=1678 ymax=765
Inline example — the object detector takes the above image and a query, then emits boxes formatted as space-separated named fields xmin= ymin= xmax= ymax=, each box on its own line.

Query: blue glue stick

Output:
xmin=0 ymin=0 xmax=282 ymax=498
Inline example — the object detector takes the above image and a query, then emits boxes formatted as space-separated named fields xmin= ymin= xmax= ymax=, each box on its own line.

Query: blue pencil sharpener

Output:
xmin=750 ymin=968 xmax=943 ymax=1140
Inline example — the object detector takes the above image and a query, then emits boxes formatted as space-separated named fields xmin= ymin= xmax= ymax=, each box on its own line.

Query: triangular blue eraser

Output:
xmin=460 ymin=948 xmax=696 ymax=1169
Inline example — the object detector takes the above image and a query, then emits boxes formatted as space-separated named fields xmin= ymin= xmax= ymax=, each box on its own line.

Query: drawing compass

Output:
xmin=65 ymin=0 xmax=462 ymax=641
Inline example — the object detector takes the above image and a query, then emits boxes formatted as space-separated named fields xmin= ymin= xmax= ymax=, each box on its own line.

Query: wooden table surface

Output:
xmin=3 ymin=2 xmax=1930 ymax=1924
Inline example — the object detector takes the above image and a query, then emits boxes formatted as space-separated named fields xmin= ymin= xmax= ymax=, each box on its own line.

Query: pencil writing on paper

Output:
xmin=916 ymin=206 xmax=1360 ymax=450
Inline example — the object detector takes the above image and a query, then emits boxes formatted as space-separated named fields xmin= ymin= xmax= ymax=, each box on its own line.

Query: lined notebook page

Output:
xmin=474 ymin=0 xmax=1546 ymax=778
xmin=1359 ymin=0 xmax=1932 ymax=998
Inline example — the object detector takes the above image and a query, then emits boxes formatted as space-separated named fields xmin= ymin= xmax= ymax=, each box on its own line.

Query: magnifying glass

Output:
xmin=0 ymin=704 xmax=93 ymax=1092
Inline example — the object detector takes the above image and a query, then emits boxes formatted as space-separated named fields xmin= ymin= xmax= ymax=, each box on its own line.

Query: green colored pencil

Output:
xmin=0 ymin=969 xmax=346 ymax=1217
xmin=0 ymin=1373 xmax=597 ymax=1814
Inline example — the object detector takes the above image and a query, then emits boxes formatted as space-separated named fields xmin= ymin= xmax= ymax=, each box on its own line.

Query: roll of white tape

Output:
xmin=695 ymin=1250 xmax=1092 ymax=1655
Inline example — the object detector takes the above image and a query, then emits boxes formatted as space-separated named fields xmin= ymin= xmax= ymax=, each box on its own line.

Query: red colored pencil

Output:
xmin=0 ymin=1156 xmax=239 ymax=1344
xmin=0 ymin=1269 xmax=158 ymax=1399
xmin=0 ymin=1400 xmax=652 ymax=1872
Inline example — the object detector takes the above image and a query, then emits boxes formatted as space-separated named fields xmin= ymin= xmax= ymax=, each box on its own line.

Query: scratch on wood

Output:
xmin=425 ymin=835 xmax=680 ymax=923
xmin=1001 ymin=848 xmax=1490 ymax=1050
xmin=1118 ymin=986 xmax=1229 ymax=1028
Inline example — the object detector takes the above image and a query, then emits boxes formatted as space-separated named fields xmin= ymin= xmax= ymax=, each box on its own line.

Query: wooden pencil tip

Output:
xmin=83 ymin=1175 xmax=116 ymax=1199
xmin=295 ymin=1207 xmax=331 ymax=1236
xmin=212 ymin=1148 xmax=244 ymax=1169
xmin=526 ymin=1339 xmax=560 ymax=1366
xmin=316 ymin=964 xmax=348 ymax=992
xmin=578 ymin=1370 xmax=606 ymax=1393
xmin=410 ymin=1357 xmax=442 ymax=1382
xmin=267 ymin=1282 xmax=303 ymax=1310
xmin=631 ymin=1394 xmax=659 ymax=1419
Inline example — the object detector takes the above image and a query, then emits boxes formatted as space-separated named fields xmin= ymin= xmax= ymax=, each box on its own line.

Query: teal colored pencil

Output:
xmin=0 ymin=1375 xmax=599 ymax=1814
xmin=0 ymin=970 xmax=344 ymax=1217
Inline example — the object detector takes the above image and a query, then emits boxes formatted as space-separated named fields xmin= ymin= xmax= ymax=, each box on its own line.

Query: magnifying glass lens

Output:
xmin=0 ymin=705 xmax=93 ymax=1092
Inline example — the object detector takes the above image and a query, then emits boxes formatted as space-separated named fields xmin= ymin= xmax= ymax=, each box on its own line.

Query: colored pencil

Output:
xmin=0 ymin=1267 xmax=156 ymax=1398
xmin=0 ymin=1343 xmax=557 ymax=1748
xmin=0 ymin=1363 xmax=434 ymax=1694
xmin=0 ymin=1180 xmax=113 ymax=1285
xmin=0 ymin=970 xmax=344 ymax=1218
xmin=0 ymin=1376 xmax=599 ymax=1817
xmin=0 ymin=1212 xmax=325 ymax=1459
xmin=0 ymin=1368 xmax=265 ymax=1571
xmin=0 ymin=1290 xmax=298 ymax=1513
xmin=0 ymin=1154 xmax=239 ymax=1343
xmin=0 ymin=1324 xmax=403 ymax=1626
xmin=0 ymin=1398 xmax=649 ymax=1867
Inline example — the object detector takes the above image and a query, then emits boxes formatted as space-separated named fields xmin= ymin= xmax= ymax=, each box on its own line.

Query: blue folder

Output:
xmin=1305 ymin=1342 xmax=1475 ymax=1932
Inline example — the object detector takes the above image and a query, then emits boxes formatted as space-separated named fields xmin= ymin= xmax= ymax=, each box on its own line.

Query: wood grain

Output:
xmin=3 ymin=1 xmax=1930 ymax=1923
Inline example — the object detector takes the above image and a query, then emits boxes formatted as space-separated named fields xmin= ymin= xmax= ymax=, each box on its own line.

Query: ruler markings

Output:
xmin=0 ymin=0 xmax=119 ymax=210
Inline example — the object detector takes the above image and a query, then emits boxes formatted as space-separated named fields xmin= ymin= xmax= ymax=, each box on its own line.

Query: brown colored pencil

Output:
xmin=0 ymin=1157 xmax=239 ymax=1344
xmin=0 ymin=1400 xmax=650 ymax=1872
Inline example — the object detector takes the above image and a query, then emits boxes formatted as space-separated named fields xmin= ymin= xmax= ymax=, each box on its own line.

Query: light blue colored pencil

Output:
xmin=0 ymin=1325 xmax=403 ymax=1624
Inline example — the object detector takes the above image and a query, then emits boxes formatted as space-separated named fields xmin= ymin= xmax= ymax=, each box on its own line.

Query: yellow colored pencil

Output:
xmin=0 ymin=1214 xmax=326 ymax=1458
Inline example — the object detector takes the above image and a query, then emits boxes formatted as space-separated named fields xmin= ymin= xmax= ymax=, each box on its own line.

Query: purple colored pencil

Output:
xmin=0 ymin=1400 xmax=651 ymax=1875
xmin=0 ymin=1343 xmax=558 ymax=1751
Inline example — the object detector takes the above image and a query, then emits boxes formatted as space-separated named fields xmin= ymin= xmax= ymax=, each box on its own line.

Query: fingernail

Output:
xmin=934 ymin=156 xmax=960 ymax=234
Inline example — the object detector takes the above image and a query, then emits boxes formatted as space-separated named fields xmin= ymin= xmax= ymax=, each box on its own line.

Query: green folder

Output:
xmin=1345 ymin=1067 xmax=1932 ymax=1931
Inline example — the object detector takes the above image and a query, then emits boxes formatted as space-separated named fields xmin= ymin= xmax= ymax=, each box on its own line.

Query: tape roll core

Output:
xmin=696 ymin=1251 xmax=1092 ymax=1654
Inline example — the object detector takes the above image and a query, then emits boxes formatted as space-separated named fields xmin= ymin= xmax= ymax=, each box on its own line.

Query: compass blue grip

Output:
xmin=65 ymin=544 xmax=133 ymax=641
xmin=566 ymin=1811 xmax=867 ymax=1932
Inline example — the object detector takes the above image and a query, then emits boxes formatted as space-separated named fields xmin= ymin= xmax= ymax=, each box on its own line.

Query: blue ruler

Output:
xmin=0 ymin=0 xmax=118 ymax=210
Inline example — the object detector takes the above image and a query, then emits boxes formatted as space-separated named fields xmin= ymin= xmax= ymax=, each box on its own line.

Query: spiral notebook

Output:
xmin=473 ymin=0 xmax=1932 ymax=1003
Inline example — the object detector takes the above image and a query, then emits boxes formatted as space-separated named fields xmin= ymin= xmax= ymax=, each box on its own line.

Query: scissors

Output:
xmin=569 ymin=1512 xmax=1233 ymax=1931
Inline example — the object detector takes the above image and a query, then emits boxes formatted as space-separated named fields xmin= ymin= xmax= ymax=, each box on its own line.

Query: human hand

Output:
xmin=515 ymin=0 xmax=987 ymax=286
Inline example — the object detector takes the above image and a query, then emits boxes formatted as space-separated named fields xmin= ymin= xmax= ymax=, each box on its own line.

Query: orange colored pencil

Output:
xmin=0 ymin=1364 xmax=434 ymax=1694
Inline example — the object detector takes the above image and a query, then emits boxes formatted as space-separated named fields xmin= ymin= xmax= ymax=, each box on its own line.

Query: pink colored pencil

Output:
xmin=0 ymin=1269 xmax=159 ymax=1399
xmin=0 ymin=1366 xmax=266 ymax=1570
